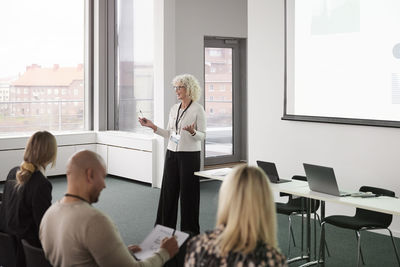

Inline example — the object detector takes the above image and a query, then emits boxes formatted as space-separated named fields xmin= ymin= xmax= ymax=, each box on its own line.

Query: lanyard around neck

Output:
xmin=64 ymin=193 xmax=90 ymax=205
xmin=175 ymin=100 xmax=192 ymax=134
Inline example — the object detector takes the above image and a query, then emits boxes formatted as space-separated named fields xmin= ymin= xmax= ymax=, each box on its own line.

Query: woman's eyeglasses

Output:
xmin=173 ymin=85 xmax=186 ymax=90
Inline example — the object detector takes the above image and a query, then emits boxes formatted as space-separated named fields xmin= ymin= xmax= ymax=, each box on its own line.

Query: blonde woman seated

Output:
xmin=0 ymin=131 xmax=57 ymax=267
xmin=184 ymin=165 xmax=287 ymax=267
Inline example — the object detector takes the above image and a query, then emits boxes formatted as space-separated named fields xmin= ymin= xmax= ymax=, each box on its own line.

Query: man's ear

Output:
xmin=86 ymin=168 xmax=94 ymax=184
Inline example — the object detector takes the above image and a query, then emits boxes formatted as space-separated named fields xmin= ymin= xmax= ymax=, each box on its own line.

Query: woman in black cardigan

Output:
xmin=0 ymin=130 xmax=57 ymax=266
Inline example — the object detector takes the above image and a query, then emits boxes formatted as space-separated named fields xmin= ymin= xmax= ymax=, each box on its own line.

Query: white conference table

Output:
xmin=269 ymin=179 xmax=400 ymax=216
xmin=194 ymin=168 xmax=232 ymax=180
xmin=195 ymin=169 xmax=400 ymax=216
xmin=270 ymin=179 xmax=400 ymax=266
xmin=195 ymin=168 xmax=400 ymax=266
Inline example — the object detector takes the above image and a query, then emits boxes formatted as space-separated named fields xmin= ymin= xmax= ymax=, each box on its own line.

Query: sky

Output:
xmin=0 ymin=0 xmax=84 ymax=78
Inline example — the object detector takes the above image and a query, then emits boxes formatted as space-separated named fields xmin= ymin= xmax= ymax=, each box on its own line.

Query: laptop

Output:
xmin=256 ymin=161 xmax=291 ymax=183
xmin=303 ymin=163 xmax=352 ymax=197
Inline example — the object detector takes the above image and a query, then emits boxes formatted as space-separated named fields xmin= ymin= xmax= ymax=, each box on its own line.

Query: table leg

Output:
xmin=307 ymin=197 xmax=311 ymax=260
xmin=299 ymin=200 xmax=325 ymax=267
xmin=321 ymin=201 xmax=325 ymax=267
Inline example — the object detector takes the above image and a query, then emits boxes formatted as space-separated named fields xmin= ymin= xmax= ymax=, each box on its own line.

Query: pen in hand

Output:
xmin=139 ymin=110 xmax=147 ymax=122
xmin=172 ymin=229 xmax=176 ymax=237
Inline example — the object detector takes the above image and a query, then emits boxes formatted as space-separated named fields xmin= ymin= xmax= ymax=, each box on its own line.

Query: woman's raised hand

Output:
xmin=139 ymin=117 xmax=151 ymax=127
xmin=138 ymin=117 xmax=157 ymax=131
xmin=183 ymin=122 xmax=196 ymax=135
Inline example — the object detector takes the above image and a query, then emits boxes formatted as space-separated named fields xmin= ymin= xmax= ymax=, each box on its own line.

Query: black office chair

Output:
xmin=318 ymin=186 xmax=400 ymax=267
xmin=21 ymin=239 xmax=52 ymax=267
xmin=276 ymin=175 xmax=329 ymax=257
xmin=0 ymin=231 xmax=17 ymax=267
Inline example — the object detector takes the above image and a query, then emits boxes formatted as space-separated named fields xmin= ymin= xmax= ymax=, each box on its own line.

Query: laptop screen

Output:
xmin=303 ymin=163 xmax=342 ymax=196
xmin=256 ymin=161 xmax=280 ymax=182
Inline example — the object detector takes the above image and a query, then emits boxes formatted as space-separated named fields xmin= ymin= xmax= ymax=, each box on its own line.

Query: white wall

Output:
xmin=174 ymin=0 xmax=247 ymax=97
xmin=248 ymin=0 xmax=400 ymax=236
xmin=155 ymin=0 xmax=247 ymax=173
xmin=160 ymin=0 xmax=248 ymax=114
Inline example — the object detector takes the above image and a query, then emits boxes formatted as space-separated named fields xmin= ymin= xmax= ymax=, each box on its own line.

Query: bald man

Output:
xmin=39 ymin=150 xmax=178 ymax=267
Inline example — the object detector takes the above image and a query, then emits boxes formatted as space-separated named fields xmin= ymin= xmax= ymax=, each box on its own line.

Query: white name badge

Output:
xmin=170 ymin=133 xmax=181 ymax=144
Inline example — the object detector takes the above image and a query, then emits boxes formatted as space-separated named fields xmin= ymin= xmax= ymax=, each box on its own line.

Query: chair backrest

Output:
xmin=355 ymin=186 xmax=395 ymax=227
xmin=288 ymin=175 xmax=320 ymax=212
xmin=0 ymin=231 xmax=17 ymax=267
xmin=21 ymin=239 xmax=52 ymax=267
xmin=292 ymin=175 xmax=307 ymax=182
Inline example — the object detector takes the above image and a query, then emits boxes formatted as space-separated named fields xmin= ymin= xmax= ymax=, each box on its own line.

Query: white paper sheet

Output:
xmin=203 ymin=167 xmax=232 ymax=177
xmin=133 ymin=224 xmax=189 ymax=261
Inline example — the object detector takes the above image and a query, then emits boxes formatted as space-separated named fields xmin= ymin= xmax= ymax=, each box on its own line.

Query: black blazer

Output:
xmin=0 ymin=166 xmax=19 ymax=231
xmin=1 ymin=167 xmax=52 ymax=248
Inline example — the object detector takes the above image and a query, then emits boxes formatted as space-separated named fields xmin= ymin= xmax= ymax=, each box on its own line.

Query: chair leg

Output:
xmin=288 ymin=216 xmax=292 ymax=256
xmin=288 ymin=215 xmax=296 ymax=256
xmin=314 ymin=206 xmax=317 ymax=260
xmin=386 ymin=228 xmax=400 ymax=265
xmin=316 ymin=214 xmax=330 ymax=257
xmin=289 ymin=216 xmax=296 ymax=247
xmin=355 ymin=231 xmax=365 ymax=266
xmin=317 ymin=221 xmax=326 ymax=265
xmin=301 ymin=212 xmax=304 ymax=255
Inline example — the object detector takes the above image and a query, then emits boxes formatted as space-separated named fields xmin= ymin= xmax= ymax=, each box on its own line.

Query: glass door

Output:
xmin=204 ymin=38 xmax=243 ymax=165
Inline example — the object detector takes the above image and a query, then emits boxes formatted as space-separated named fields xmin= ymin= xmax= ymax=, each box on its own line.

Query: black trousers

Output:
xmin=155 ymin=150 xmax=200 ymax=235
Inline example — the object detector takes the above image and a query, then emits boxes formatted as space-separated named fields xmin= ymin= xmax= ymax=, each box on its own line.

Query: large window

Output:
xmin=115 ymin=0 xmax=154 ymax=132
xmin=284 ymin=0 xmax=400 ymax=127
xmin=0 ymin=0 xmax=86 ymax=133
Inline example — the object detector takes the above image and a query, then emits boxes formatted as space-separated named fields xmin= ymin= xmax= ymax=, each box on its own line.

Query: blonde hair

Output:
xmin=16 ymin=131 xmax=57 ymax=186
xmin=216 ymin=165 xmax=278 ymax=256
xmin=172 ymin=74 xmax=201 ymax=102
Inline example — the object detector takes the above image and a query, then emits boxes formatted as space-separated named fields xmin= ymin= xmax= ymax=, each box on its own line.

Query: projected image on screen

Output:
xmin=285 ymin=0 xmax=400 ymax=125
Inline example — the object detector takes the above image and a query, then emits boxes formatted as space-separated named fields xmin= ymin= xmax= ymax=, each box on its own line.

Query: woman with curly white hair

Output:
xmin=139 ymin=74 xmax=206 ymax=235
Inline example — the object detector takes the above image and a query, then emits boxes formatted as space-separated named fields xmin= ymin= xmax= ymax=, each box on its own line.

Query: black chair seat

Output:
xmin=0 ymin=231 xmax=17 ymax=267
xmin=22 ymin=239 xmax=52 ymax=267
xmin=324 ymin=215 xmax=387 ymax=230
xmin=319 ymin=186 xmax=400 ymax=266
xmin=276 ymin=202 xmax=306 ymax=215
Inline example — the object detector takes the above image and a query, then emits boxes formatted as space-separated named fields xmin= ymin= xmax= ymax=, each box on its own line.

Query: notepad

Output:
xmin=202 ymin=167 xmax=232 ymax=177
xmin=133 ymin=224 xmax=189 ymax=261
xmin=212 ymin=168 xmax=232 ymax=176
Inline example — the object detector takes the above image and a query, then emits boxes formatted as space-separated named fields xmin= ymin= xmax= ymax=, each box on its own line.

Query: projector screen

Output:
xmin=283 ymin=0 xmax=400 ymax=127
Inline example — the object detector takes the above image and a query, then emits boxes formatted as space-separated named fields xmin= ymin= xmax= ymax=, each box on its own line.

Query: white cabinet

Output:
xmin=96 ymin=144 xmax=108 ymax=166
xmin=0 ymin=132 xmax=159 ymax=186
xmin=46 ymin=144 xmax=96 ymax=176
xmin=46 ymin=146 xmax=76 ymax=176
xmin=107 ymin=146 xmax=152 ymax=183
xmin=75 ymin=144 xmax=97 ymax=153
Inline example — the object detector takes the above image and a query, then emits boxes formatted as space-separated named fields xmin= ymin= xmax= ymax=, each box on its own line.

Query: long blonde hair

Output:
xmin=216 ymin=165 xmax=278 ymax=256
xmin=16 ymin=131 xmax=57 ymax=186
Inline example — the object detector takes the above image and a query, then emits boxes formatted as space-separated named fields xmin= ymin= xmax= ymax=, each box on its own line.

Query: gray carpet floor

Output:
xmin=1 ymin=176 xmax=400 ymax=266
